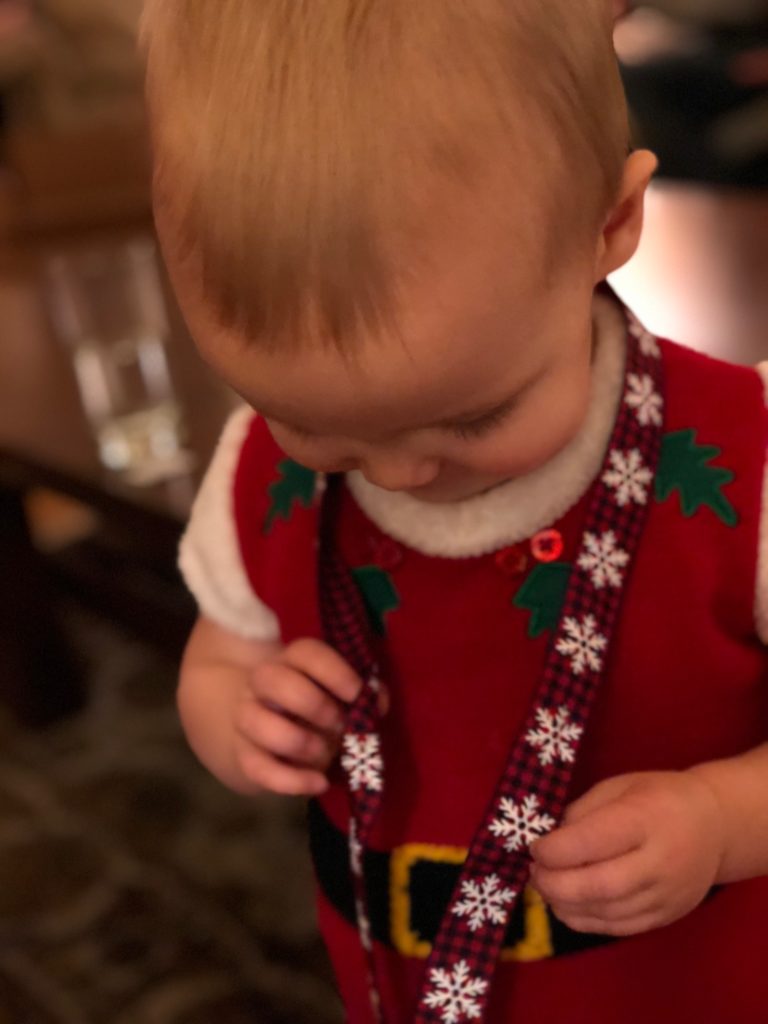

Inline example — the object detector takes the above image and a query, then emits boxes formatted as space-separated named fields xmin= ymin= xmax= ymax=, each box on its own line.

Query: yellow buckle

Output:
xmin=390 ymin=842 xmax=554 ymax=962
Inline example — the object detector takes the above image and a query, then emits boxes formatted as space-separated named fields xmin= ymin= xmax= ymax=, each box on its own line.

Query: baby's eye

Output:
xmin=448 ymin=405 xmax=512 ymax=441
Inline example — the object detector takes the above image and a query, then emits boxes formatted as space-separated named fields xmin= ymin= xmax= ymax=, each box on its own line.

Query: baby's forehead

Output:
xmin=241 ymin=337 xmax=534 ymax=439
xmin=194 ymin=262 xmax=556 ymax=441
xmin=164 ymin=151 xmax=573 ymax=434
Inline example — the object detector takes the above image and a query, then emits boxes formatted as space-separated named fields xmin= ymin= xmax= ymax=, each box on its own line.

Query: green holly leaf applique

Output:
xmin=513 ymin=562 xmax=572 ymax=639
xmin=351 ymin=566 xmax=401 ymax=636
xmin=655 ymin=429 xmax=738 ymax=527
xmin=264 ymin=459 xmax=318 ymax=534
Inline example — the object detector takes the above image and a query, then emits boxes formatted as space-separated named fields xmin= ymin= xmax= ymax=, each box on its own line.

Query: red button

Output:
xmin=495 ymin=544 xmax=529 ymax=577
xmin=531 ymin=529 xmax=564 ymax=563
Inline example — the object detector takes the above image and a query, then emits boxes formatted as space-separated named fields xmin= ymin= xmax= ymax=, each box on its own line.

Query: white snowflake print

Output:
xmin=341 ymin=733 xmax=383 ymax=792
xmin=451 ymin=874 xmax=517 ymax=932
xmin=313 ymin=473 xmax=328 ymax=501
xmin=627 ymin=313 xmax=661 ymax=358
xmin=423 ymin=960 xmax=488 ymax=1023
xmin=639 ymin=333 xmax=661 ymax=359
xmin=577 ymin=530 xmax=630 ymax=589
xmin=625 ymin=373 xmax=663 ymax=427
xmin=354 ymin=896 xmax=373 ymax=952
xmin=602 ymin=448 xmax=653 ymax=507
xmin=368 ymin=675 xmax=382 ymax=695
xmin=489 ymin=794 xmax=556 ymax=853
xmin=349 ymin=818 xmax=363 ymax=877
xmin=525 ymin=705 xmax=584 ymax=766
xmin=556 ymin=615 xmax=608 ymax=676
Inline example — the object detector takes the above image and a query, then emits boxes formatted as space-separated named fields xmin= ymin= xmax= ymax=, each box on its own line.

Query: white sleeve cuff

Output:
xmin=179 ymin=407 xmax=281 ymax=642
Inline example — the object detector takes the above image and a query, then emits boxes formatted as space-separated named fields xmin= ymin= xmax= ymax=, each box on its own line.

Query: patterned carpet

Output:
xmin=0 ymin=609 xmax=343 ymax=1024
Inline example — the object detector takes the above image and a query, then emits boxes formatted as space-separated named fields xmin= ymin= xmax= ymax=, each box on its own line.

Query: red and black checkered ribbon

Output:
xmin=318 ymin=477 xmax=388 ymax=1021
xmin=319 ymin=316 xmax=664 ymax=1024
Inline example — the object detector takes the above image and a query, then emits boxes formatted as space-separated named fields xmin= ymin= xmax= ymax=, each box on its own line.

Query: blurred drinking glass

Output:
xmin=45 ymin=238 xmax=194 ymax=486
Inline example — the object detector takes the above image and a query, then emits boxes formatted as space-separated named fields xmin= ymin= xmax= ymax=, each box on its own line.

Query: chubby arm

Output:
xmin=528 ymin=744 xmax=768 ymax=937
xmin=179 ymin=616 xmax=362 ymax=797
xmin=689 ymin=742 xmax=768 ymax=884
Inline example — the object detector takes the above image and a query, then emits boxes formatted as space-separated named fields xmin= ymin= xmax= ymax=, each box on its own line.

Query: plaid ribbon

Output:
xmin=318 ymin=478 xmax=388 ymax=1022
xmin=318 ymin=314 xmax=665 ymax=1024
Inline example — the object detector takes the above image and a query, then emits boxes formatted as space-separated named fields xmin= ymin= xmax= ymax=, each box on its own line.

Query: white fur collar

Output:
xmin=345 ymin=294 xmax=628 ymax=559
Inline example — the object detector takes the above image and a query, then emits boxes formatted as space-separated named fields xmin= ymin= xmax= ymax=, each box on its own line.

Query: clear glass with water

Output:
xmin=45 ymin=239 xmax=194 ymax=486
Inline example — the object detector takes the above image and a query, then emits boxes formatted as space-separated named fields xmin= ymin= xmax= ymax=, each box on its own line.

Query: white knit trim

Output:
xmin=345 ymin=294 xmax=628 ymax=559
xmin=753 ymin=363 xmax=768 ymax=644
xmin=179 ymin=407 xmax=281 ymax=641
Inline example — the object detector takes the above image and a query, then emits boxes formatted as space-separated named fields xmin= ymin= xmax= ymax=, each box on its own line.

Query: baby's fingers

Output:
xmin=237 ymin=701 xmax=338 ymax=771
xmin=282 ymin=638 xmax=363 ymax=705
xmin=252 ymin=663 xmax=347 ymax=735
xmin=235 ymin=742 xmax=329 ymax=797
xmin=548 ymin=881 xmax=665 ymax=937
xmin=531 ymin=847 xmax=652 ymax=909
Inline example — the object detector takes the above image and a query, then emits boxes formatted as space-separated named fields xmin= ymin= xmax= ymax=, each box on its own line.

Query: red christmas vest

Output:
xmin=231 ymin=336 xmax=768 ymax=1024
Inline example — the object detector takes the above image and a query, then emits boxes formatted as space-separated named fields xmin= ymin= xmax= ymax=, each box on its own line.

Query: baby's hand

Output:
xmin=234 ymin=638 xmax=364 ymax=797
xmin=528 ymin=771 xmax=726 ymax=937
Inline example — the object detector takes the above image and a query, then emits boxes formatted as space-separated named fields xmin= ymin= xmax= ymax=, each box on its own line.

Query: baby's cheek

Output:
xmin=514 ymin=385 xmax=591 ymax=472
xmin=267 ymin=425 xmax=355 ymax=474
xmin=464 ymin=405 xmax=584 ymax=478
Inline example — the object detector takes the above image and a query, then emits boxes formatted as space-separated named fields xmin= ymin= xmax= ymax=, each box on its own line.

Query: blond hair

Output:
xmin=141 ymin=0 xmax=628 ymax=348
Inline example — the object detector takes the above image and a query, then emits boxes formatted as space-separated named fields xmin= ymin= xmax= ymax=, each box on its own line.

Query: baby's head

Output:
xmin=142 ymin=0 xmax=656 ymax=502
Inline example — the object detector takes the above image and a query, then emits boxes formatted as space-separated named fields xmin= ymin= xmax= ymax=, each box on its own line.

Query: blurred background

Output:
xmin=0 ymin=1 xmax=766 ymax=1022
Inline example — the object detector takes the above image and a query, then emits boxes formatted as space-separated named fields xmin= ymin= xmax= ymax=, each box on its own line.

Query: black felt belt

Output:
xmin=306 ymin=800 xmax=632 ymax=961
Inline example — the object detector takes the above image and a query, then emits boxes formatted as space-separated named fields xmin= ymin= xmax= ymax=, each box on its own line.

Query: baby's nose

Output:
xmin=360 ymin=454 xmax=440 ymax=492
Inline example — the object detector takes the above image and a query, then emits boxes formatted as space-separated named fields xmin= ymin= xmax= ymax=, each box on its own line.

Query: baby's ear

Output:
xmin=594 ymin=149 xmax=658 ymax=282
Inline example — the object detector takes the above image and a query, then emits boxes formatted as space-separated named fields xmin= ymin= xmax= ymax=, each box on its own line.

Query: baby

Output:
xmin=141 ymin=1 xmax=768 ymax=1021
